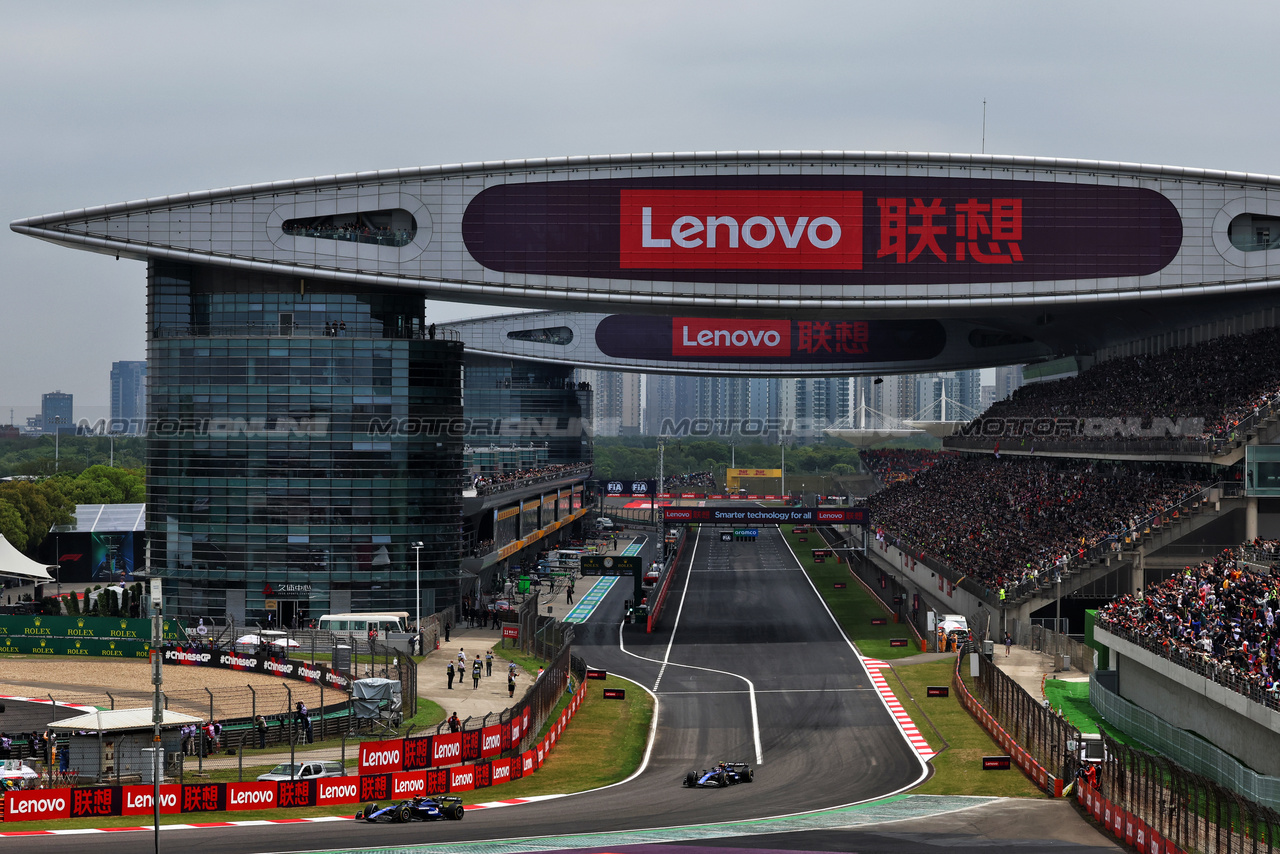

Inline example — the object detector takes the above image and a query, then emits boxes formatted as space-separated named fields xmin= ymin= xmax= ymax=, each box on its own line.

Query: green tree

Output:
xmin=0 ymin=499 xmax=27 ymax=551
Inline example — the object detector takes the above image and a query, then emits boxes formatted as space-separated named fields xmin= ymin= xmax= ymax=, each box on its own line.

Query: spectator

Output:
xmin=868 ymin=455 xmax=1204 ymax=596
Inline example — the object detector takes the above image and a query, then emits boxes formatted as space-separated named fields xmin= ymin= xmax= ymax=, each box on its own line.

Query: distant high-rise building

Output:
xmin=110 ymin=361 xmax=147 ymax=434
xmin=590 ymin=369 xmax=644 ymax=436
xmin=41 ymin=390 xmax=73 ymax=435
xmin=993 ymin=365 xmax=1025 ymax=401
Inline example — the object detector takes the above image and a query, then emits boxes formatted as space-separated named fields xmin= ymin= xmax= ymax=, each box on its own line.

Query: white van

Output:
xmin=318 ymin=612 xmax=408 ymax=639
xmin=937 ymin=614 xmax=969 ymax=643
xmin=596 ymin=517 xmax=615 ymax=530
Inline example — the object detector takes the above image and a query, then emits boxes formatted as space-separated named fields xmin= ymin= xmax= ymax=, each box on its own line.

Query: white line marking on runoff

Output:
xmin=659 ymin=688 xmax=874 ymax=695
xmin=617 ymin=525 xmax=764 ymax=766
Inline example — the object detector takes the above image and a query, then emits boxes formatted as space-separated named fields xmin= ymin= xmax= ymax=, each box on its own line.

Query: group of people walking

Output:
xmin=445 ymin=647 xmax=516 ymax=698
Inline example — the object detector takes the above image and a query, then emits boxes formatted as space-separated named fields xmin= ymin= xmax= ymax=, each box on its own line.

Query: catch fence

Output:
xmin=966 ymin=645 xmax=1280 ymax=853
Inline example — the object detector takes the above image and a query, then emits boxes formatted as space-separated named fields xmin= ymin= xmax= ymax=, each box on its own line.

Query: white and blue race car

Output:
xmin=355 ymin=796 xmax=464 ymax=822
xmin=683 ymin=762 xmax=754 ymax=788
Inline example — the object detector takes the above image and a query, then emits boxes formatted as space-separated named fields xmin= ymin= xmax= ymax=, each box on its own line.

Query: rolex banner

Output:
xmin=0 ymin=634 xmax=150 ymax=658
xmin=0 ymin=615 xmax=183 ymax=641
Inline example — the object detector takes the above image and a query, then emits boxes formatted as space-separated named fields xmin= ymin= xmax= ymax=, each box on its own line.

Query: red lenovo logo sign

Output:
xmin=673 ymin=319 xmax=789 ymax=357
xmin=620 ymin=190 xmax=863 ymax=270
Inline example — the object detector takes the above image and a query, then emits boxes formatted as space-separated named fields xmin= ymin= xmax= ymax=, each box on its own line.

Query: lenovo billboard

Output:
xmin=462 ymin=176 xmax=1181 ymax=285
xmin=596 ymin=316 xmax=945 ymax=364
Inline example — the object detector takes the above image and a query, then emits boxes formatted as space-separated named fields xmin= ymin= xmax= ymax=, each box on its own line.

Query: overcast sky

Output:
xmin=4 ymin=1 xmax=1279 ymax=422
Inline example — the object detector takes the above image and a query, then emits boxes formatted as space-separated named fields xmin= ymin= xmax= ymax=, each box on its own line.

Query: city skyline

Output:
xmin=6 ymin=3 xmax=1280 ymax=411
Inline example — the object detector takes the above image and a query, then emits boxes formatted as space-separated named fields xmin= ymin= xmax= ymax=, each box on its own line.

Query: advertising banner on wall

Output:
xmin=0 ymin=615 xmax=181 ymax=642
xmin=662 ymin=506 xmax=868 ymax=525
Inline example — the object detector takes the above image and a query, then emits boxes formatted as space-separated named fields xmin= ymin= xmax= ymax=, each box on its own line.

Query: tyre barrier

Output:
xmin=2 ymin=682 xmax=587 ymax=823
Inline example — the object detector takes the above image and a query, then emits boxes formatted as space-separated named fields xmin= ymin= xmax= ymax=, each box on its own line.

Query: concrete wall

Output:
xmin=1096 ymin=626 xmax=1280 ymax=776
xmin=866 ymin=537 xmax=1000 ymax=639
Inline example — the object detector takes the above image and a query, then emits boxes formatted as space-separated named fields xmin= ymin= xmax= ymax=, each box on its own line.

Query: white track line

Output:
xmin=618 ymin=525 xmax=764 ymax=765
xmin=779 ymin=530 xmax=933 ymax=786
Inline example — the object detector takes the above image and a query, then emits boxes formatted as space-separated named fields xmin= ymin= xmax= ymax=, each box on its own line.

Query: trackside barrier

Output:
xmin=1 ymin=682 xmax=588 ymax=823
xmin=951 ymin=651 xmax=1064 ymax=797
xmin=1077 ymin=780 xmax=1188 ymax=854
xmin=647 ymin=528 xmax=689 ymax=632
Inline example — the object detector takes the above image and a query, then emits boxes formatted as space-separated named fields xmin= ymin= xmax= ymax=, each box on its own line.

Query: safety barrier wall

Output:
xmin=647 ymin=527 xmax=688 ymax=632
xmin=1078 ymin=781 xmax=1189 ymax=854
xmin=162 ymin=644 xmax=353 ymax=693
xmin=2 ymin=681 xmax=588 ymax=822
xmin=951 ymin=651 xmax=1064 ymax=797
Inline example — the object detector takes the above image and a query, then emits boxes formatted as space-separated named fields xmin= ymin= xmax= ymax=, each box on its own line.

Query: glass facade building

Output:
xmin=461 ymin=355 xmax=592 ymax=469
xmin=146 ymin=262 xmax=463 ymax=625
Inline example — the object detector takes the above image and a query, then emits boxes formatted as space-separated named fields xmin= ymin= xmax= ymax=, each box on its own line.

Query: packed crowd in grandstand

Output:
xmin=973 ymin=327 xmax=1280 ymax=443
xmin=1097 ymin=541 xmax=1280 ymax=700
xmin=663 ymin=471 xmax=717 ymax=489
xmin=867 ymin=454 xmax=1206 ymax=595
xmin=859 ymin=449 xmax=952 ymax=486
xmin=472 ymin=462 xmax=592 ymax=494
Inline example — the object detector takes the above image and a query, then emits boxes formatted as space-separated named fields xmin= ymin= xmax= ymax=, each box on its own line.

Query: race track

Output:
xmin=6 ymin=526 xmax=1115 ymax=853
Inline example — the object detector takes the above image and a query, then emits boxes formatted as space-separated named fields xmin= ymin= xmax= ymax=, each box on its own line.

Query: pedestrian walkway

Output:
xmin=990 ymin=643 xmax=1088 ymax=701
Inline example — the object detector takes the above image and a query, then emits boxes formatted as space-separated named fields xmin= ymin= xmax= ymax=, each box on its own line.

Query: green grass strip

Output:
xmin=779 ymin=527 xmax=920 ymax=660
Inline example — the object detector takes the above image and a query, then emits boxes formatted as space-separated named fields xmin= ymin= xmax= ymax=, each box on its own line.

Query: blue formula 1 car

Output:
xmin=355 ymin=796 xmax=464 ymax=822
xmin=683 ymin=762 xmax=754 ymax=788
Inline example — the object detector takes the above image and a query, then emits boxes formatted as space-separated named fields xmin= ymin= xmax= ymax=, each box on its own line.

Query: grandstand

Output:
xmin=856 ymin=318 xmax=1280 ymax=816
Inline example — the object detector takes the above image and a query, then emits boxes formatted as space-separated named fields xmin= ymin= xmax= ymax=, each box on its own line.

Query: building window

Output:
xmin=1228 ymin=213 xmax=1280 ymax=251
xmin=506 ymin=327 xmax=574 ymax=345
xmin=282 ymin=209 xmax=417 ymax=247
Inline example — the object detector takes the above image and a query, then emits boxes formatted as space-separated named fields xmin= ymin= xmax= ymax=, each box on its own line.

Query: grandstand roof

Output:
xmin=54 ymin=503 xmax=147 ymax=533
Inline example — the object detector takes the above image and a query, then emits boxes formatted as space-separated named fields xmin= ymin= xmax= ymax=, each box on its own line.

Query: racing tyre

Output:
xmin=685 ymin=772 xmax=696 ymax=788
xmin=716 ymin=771 xmax=727 ymax=787
xmin=450 ymin=805 xmax=464 ymax=820
xmin=395 ymin=802 xmax=412 ymax=823
xmin=360 ymin=802 xmax=377 ymax=820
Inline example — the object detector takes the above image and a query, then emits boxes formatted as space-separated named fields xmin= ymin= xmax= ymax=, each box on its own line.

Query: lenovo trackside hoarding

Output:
xmin=595 ymin=316 xmax=945 ymax=364
xmin=461 ymin=176 xmax=1181 ymax=285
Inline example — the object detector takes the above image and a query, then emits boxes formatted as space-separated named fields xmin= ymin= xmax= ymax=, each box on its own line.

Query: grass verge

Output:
xmin=779 ymin=527 xmax=921 ymax=660
xmin=1042 ymin=677 xmax=1142 ymax=748
xmin=888 ymin=660 xmax=1044 ymax=798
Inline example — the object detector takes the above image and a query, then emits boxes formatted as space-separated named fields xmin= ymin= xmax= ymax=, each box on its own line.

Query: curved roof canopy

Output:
xmin=0 ymin=533 xmax=55 ymax=581
xmin=14 ymin=151 xmax=1280 ymax=320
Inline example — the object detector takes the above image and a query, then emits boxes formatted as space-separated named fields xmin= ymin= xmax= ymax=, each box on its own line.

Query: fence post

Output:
xmin=319 ymin=681 xmax=325 ymax=742
xmin=106 ymin=691 xmax=114 ymax=710
xmin=248 ymin=684 xmax=256 ymax=721
xmin=205 ymin=687 xmax=214 ymax=732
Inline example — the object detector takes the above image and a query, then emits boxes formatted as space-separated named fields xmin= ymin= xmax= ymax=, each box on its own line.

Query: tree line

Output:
xmin=0 ymin=435 xmax=146 ymax=478
xmin=0 ymin=466 xmax=145 ymax=553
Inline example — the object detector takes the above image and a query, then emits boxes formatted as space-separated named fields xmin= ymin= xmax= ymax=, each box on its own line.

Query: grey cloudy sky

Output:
xmin=3 ymin=1 xmax=1278 ymax=421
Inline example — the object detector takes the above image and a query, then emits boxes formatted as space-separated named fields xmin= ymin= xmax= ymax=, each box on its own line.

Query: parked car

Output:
xmin=257 ymin=760 xmax=346 ymax=782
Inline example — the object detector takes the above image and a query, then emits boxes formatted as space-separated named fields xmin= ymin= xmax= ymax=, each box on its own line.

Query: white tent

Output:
xmin=0 ymin=533 xmax=55 ymax=581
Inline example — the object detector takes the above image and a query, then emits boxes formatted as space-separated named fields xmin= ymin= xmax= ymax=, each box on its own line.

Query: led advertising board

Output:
xmin=662 ymin=506 xmax=868 ymax=525
xmin=461 ymin=176 xmax=1181 ymax=285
